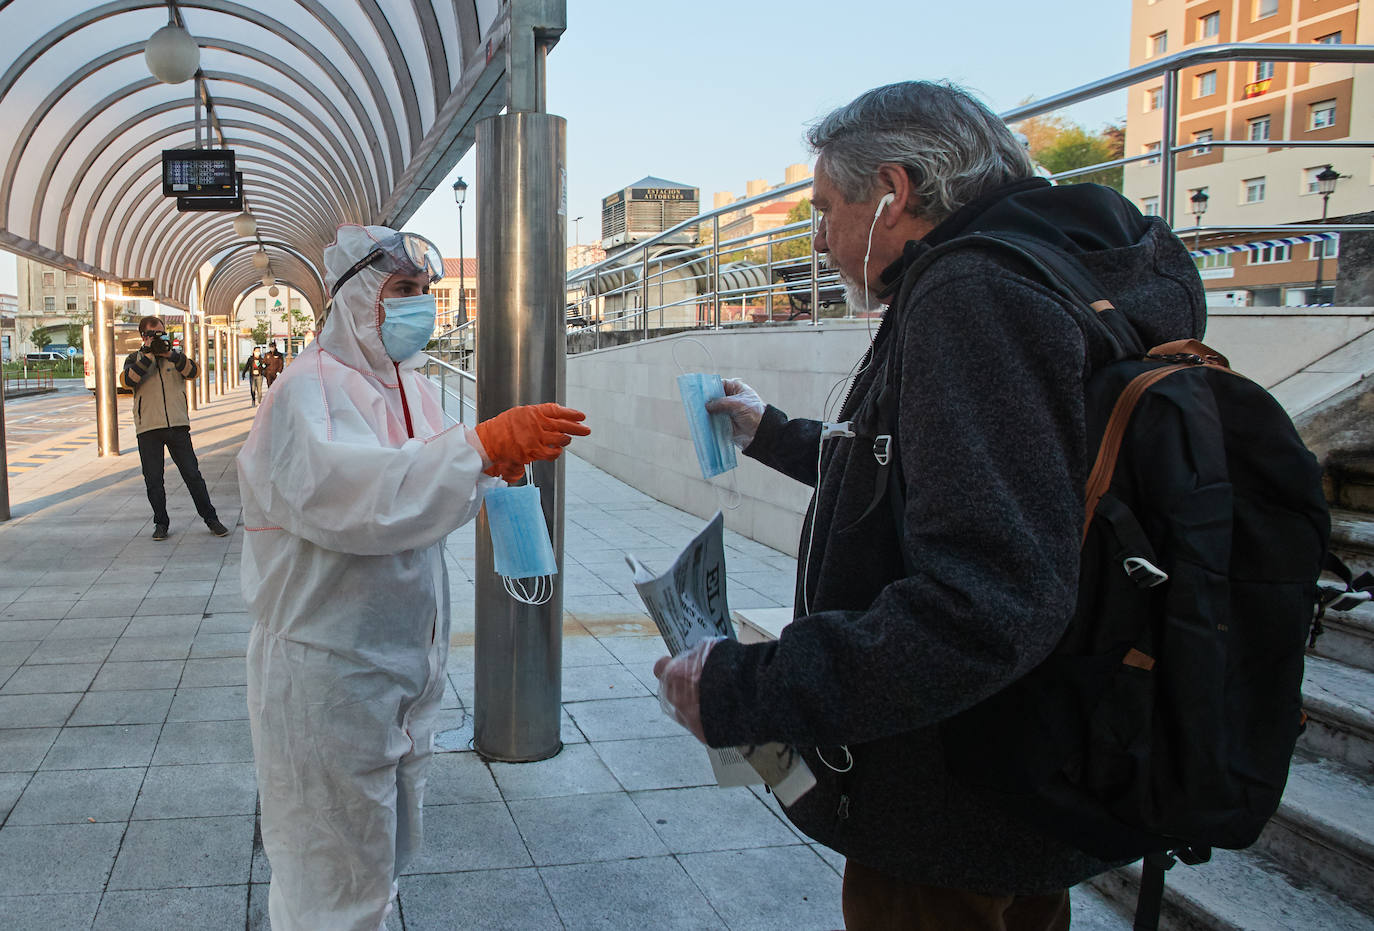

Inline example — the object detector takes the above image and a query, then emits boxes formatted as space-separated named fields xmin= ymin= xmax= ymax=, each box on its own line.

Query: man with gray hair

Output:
xmin=656 ymin=81 xmax=1204 ymax=927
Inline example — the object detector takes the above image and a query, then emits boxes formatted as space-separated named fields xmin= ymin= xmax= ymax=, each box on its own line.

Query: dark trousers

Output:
xmin=842 ymin=860 xmax=1071 ymax=931
xmin=137 ymin=426 xmax=218 ymax=526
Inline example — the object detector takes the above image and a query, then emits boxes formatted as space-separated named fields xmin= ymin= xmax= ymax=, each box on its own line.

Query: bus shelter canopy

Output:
xmin=0 ymin=0 xmax=557 ymax=316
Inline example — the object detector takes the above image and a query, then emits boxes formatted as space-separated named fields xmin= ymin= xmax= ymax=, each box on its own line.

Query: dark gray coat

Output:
xmin=699 ymin=181 xmax=1206 ymax=893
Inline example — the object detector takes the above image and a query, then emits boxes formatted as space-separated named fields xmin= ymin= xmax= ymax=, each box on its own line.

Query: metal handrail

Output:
xmin=564 ymin=42 xmax=1374 ymax=351
xmin=419 ymin=353 xmax=477 ymax=426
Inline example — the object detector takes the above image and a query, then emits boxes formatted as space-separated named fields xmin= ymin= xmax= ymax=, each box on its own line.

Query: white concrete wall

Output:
xmin=566 ymin=323 xmax=878 ymax=556
xmin=566 ymin=310 xmax=1374 ymax=553
xmin=1205 ymin=305 xmax=1374 ymax=387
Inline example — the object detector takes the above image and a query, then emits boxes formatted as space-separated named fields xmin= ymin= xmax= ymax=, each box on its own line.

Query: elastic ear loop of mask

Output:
xmin=671 ymin=338 xmax=742 ymax=511
xmin=501 ymin=465 xmax=554 ymax=606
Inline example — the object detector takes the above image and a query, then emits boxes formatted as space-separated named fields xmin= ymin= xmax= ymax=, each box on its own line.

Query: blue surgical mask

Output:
xmin=380 ymin=293 xmax=437 ymax=361
xmin=677 ymin=373 xmax=737 ymax=479
xmin=485 ymin=483 xmax=558 ymax=589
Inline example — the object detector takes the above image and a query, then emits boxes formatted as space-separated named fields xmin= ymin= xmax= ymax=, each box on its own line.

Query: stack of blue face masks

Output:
xmin=677 ymin=372 xmax=737 ymax=480
xmin=485 ymin=481 xmax=558 ymax=604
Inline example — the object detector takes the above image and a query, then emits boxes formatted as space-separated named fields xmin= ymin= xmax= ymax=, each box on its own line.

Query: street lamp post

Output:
xmin=571 ymin=215 xmax=583 ymax=268
xmin=453 ymin=177 xmax=468 ymax=328
xmin=1314 ymin=164 xmax=1341 ymax=304
xmin=1189 ymin=188 xmax=1209 ymax=252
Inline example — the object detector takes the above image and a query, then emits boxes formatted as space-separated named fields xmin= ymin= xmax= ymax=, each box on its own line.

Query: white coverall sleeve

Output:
xmin=244 ymin=378 xmax=496 ymax=556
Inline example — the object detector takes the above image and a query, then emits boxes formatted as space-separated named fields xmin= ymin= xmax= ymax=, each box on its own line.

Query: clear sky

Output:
xmin=0 ymin=0 xmax=1132 ymax=298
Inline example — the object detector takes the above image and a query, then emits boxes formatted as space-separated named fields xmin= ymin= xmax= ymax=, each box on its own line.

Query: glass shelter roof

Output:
xmin=0 ymin=0 xmax=560 ymax=315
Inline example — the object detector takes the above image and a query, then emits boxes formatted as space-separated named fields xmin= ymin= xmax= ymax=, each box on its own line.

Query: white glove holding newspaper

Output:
xmin=628 ymin=513 xmax=815 ymax=806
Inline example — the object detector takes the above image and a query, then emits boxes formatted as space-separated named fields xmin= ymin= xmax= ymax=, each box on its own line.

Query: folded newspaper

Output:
xmin=626 ymin=512 xmax=815 ymax=806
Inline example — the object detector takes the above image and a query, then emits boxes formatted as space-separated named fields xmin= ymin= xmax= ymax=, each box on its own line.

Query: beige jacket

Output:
xmin=121 ymin=350 xmax=199 ymax=434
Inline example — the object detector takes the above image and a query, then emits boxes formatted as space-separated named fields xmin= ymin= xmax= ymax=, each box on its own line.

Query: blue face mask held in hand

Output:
xmin=484 ymin=472 xmax=558 ymax=604
xmin=380 ymin=293 xmax=437 ymax=361
xmin=677 ymin=372 xmax=737 ymax=479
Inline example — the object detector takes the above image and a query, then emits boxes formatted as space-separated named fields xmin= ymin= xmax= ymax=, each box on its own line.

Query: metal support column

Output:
xmin=219 ymin=329 xmax=228 ymax=396
xmin=1159 ymin=68 xmax=1179 ymax=227
xmin=94 ymin=295 xmax=119 ymax=456
xmin=0 ymin=375 xmax=10 ymax=522
xmin=186 ymin=316 xmax=198 ymax=411
xmin=473 ymin=110 xmax=567 ymax=762
xmin=198 ymin=317 xmax=210 ymax=404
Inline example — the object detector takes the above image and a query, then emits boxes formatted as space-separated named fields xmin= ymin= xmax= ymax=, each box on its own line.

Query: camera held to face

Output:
xmin=147 ymin=332 xmax=170 ymax=355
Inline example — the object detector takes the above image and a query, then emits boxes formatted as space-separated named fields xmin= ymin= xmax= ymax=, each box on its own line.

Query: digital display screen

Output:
xmin=162 ymin=149 xmax=236 ymax=196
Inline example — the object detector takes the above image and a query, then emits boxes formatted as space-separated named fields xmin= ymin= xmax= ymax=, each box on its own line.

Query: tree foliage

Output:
xmin=772 ymin=198 xmax=813 ymax=262
xmin=1014 ymin=104 xmax=1125 ymax=191
xmin=250 ymin=321 xmax=270 ymax=345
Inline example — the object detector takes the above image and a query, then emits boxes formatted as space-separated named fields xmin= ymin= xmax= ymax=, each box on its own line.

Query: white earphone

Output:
xmin=875 ymin=192 xmax=896 ymax=217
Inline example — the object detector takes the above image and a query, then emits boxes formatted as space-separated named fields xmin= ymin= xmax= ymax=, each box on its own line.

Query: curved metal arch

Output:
xmin=203 ymin=238 xmax=326 ymax=298
xmin=192 ymin=0 xmax=410 ymax=173
xmin=405 ymin=0 xmax=450 ymax=106
xmin=208 ymin=255 xmax=323 ymax=319
xmin=0 ymin=1 xmax=405 ymax=196
xmin=346 ymin=0 xmax=425 ymax=145
xmin=199 ymin=43 xmax=383 ymax=209
xmin=166 ymin=218 xmax=327 ymax=307
xmin=173 ymin=225 xmax=329 ymax=312
xmin=195 ymin=95 xmax=368 ymax=219
xmin=112 ymin=130 xmax=355 ymax=275
xmin=1 ymin=42 xmax=151 ymax=227
xmin=152 ymin=197 xmax=338 ymax=303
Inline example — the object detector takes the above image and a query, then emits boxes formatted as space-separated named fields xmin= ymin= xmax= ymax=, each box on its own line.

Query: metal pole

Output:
xmin=458 ymin=204 xmax=467 ymax=327
xmin=473 ymin=110 xmax=567 ymax=762
xmin=809 ymin=207 xmax=820 ymax=326
xmin=198 ymin=314 xmax=209 ymax=405
xmin=0 ymin=373 xmax=10 ymax=521
xmin=94 ymin=293 xmax=119 ymax=456
xmin=640 ymin=250 xmax=649 ymax=342
xmin=712 ymin=215 xmax=721 ymax=329
xmin=1314 ymin=194 xmax=1330 ymax=301
xmin=186 ymin=315 xmax=198 ymax=411
xmin=220 ymin=328 xmax=229 ymax=396
xmin=1160 ymin=68 xmax=1179 ymax=227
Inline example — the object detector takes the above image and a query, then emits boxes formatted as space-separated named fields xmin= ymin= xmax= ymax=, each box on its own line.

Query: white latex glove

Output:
xmin=653 ymin=636 xmax=725 ymax=743
xmin=705 ymin=378 xmax=765 ymax=449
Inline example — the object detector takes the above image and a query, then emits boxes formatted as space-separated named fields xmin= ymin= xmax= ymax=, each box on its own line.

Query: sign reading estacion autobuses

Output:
xmin=630 ymin=187 xmax=695 ymax=201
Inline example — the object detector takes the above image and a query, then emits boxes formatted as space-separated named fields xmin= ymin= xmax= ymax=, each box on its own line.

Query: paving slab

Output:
xmin=539 ymin=856 xmax=727 ymax=930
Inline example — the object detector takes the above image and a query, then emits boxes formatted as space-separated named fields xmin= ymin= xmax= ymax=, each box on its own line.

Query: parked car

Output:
xmin=25 ymin=351 xmax=66 ymax=363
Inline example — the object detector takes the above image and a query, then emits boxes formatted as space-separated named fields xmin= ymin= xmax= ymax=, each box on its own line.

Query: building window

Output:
xmin=1144 ymin=141 xmax=1162 ymax=165
xmin=1195 ymin=252 xmax=1233 ymax=270
xmin=1255 ymin=61 xmax=1274 ymax=81
xmin=65 ymin=296 xmax=77 ymax=312
xmin=1248 ymin=115 xmax=1271 ymax=141
xmin=1192 ymin=129 xmax=1214 ymax=155
xmin=1316 ymin=31 xmax=1342 ymax=45
xmin=42 ymin=272 xmax=54 ymax=288
xmin=289 ymin=299 xmax=301 ymax=313
xmin=1252 ymin=243 xmax=1290 ymax=264
xmin=1199 ymin=12 xmax=1220 ymax=39
xmin=1312 ymin=236 xmax=1338 ymax=259
xmin=1255 ymin=0 xmax=1278 ymax=19
xmin=1150 ymin=31 xmax=1168 ymax=57
xmin=1244 ymin=177 xmax=1267 ymax=203
xmin=1141 ymin=196 xmax=1160 ymax=216
xmin=254 ymin=298 xmax=267 ymax=317
xmin=43 ymin=296 xmax=55 ymax=312
xmin=1145 ymin=87 xmax=1162 ymax=111
xmin=1196 ymin=71 xmax=1217 ymax=98
xmin=64 ymin=272 xmax=79 ymax=287
xmin=1310 ymin=100 xmax=1337 ymax=130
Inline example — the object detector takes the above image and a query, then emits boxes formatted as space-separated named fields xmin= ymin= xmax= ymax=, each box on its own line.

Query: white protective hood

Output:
xmin=236 ymin=224 xmax=497 ymax=931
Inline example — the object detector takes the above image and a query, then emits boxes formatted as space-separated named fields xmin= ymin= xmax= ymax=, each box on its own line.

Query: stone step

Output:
xmin=1256 ymin=751 xmax=1374 ymax=914
xmin=1330 ymin=508 xmax=1374 ymax=563
xmin=1090 ymin=846 xmax=1374 ymax=931
xmin=1302 ymin=654 xmax=1374 ymax=770
xmin=1070 ymin=883 xmax=1131 ymax=929
xmin=1328 ymin=460 xmax=1374 ymax=514
xmin=1312 ymin=602 xmax=1374 ymax=672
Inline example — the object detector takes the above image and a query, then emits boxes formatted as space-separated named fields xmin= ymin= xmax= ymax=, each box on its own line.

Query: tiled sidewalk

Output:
xmin=0 ymin=387 xmax=1124 ymax=930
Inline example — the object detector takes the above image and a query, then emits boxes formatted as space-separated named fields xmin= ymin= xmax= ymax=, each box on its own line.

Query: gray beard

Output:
xmin=829 ymin=261 xmax=886 ymax=315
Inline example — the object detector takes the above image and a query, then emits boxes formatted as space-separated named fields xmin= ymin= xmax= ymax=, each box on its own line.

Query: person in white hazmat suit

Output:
xmin=237 ymin=224 xmax=590 ymax=930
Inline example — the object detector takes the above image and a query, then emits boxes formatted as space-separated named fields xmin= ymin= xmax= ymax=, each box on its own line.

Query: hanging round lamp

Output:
xmin=232 ymin=212 xmax=257 ymax=238
xmin=145 ymin=23 xmax=200 ymax=84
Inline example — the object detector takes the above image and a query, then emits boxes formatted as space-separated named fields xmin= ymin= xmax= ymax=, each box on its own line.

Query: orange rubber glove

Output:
xmin=474 ymin=403 xmax=591 ymax=481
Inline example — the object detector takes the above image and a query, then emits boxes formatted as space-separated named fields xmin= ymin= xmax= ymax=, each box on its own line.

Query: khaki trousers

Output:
xmin=842 ymin=860 xmax=1071 ymax=931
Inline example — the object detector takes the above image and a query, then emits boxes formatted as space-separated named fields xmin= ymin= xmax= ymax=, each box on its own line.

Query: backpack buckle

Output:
xmin=1123 ymin=556 xmax=1169 ymax=588
xmin=873 ymin=435 xmax=892 ymax=466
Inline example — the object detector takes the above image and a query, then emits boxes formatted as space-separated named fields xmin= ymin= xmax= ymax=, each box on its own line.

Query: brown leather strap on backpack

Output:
xmin=1082 ymin=364 xmax=1189 ymax=545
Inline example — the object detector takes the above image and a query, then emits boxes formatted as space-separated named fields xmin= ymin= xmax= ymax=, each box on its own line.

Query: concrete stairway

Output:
xmin=1085 ymin=487 xmax=1374 ymax=929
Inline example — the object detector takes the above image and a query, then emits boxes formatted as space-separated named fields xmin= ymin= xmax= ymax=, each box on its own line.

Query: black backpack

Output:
xmin=863 ymin=233 xmax=1331 ymax=929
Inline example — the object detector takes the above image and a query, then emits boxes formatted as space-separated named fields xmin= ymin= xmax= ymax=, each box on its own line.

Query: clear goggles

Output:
xmin=331 ymin=231 xmax=444 ymax=297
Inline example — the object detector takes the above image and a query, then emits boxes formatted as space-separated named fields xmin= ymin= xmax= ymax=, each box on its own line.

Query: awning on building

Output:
xmin=1189 ymin=232 xmax=1335 ymax=258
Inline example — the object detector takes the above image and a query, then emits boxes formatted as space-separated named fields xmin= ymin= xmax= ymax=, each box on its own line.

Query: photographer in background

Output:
xmin=121 ymin=315 xmax=230 ymax=541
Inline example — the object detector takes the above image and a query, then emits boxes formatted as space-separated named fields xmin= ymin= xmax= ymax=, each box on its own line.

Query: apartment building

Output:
xmin=1125 ymin=0 xmax=1372 ymax=305
xmin=435 ymin=258 xmax=478 ymax=332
